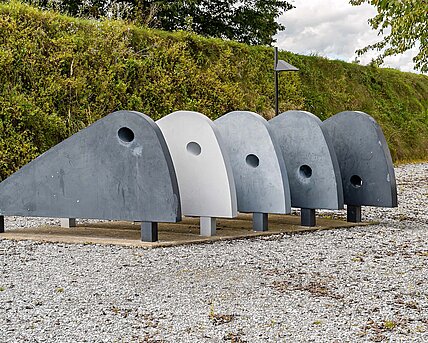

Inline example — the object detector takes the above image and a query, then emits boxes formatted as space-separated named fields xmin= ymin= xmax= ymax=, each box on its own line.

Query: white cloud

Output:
xmin=274 ymin=0 xmax=418 ymax=73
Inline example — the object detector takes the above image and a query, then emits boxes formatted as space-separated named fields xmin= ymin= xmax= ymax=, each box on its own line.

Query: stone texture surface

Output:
xmin=270 ymin=110 xmax=343 ymax=210
xmin=323 ymin=111 xmax=397 ymax=207
xmin=157 ymin=111 xmax=237 ymax=218
xmin=0 ymin=163 xmax=427 ymax=342
xmin=215 ymin=111 xmax=291 ymax=214
xmin=0 ymin=110 xmax=181 ymax=223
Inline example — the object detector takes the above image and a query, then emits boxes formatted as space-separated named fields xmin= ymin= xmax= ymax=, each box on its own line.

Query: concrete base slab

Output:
xmin=0 ymin=214 xmax=375 ymax=249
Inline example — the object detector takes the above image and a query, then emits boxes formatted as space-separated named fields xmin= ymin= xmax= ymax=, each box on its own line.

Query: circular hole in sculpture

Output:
xmin=118 ymin=127 xmax=134 ymax=143
xmin=299 ymin=165 xmax=312 ymax=178
xmin=246 ymin=154 xmax=259 ymax=168
xmin=350 ymin=175 xmax=363 ymax=188
xmin=186 ymin=142 xmax=201 ymax=156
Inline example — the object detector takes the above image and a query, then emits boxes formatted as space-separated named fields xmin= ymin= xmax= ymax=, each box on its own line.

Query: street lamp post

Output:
xmin=274 ymin=47 xmax=314 ymax=226
xmin=274 ymin=47 xmax=299 ymax=116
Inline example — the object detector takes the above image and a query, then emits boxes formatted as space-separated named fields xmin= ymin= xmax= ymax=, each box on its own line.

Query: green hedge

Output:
xmin=1 ymin=1 xmax=427 ymax=180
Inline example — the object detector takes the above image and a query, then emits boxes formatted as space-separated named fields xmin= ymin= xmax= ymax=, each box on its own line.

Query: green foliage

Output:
xmin=383 ymin=320 xmax=397 ymax=330
xmin=0 ymin=2 xmax=427 ymax=180
xmin=19 ymin=0 xmax=293 ymax=45
xmin=350 ymin=0 xmax=428 ymax=73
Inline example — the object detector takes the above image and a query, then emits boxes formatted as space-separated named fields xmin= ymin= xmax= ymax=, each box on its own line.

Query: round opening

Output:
xmin=118 ymin=127 xmax=134 ymax=143
xmin=186 ymin=142 xmax=201 ymax=156
xmin=350 ymin=175 xmax=363 ymax=188
xmin=246 ymin=154 xmax=259 ymax=168
xmin=299 ymin=165 xmax=312 ymax=178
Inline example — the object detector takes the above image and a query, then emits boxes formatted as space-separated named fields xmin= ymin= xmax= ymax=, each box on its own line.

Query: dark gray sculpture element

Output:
xmin=269 ymin=110 xmax=344 ymax=226
xmin=0 ymin=110 xmax=181 ymax=240
xmin=323 ymin=111 xmax=397 ymax=221
xmin=215 ymin=111 xmax=291 ymax=231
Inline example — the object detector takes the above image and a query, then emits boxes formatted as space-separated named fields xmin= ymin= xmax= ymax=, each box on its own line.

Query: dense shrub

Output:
xmin=0 ymin=2 xmax=427 ymax=180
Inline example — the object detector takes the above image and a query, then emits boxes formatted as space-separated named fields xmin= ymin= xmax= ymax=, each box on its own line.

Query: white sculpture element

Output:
xmin=157 ymin=111 xmax=237 ymax=236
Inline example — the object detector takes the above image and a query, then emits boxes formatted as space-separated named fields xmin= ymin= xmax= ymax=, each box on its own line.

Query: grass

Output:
xmin=383 ymin=320 xmax=397 ymax=330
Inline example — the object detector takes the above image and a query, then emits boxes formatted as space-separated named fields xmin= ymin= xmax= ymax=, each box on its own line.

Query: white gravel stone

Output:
xmin=0 ymin=163 xmax=427 ymax=342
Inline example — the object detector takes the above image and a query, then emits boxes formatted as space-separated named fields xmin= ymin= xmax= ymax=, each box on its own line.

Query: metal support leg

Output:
xmin=347 ymin=205 xmax=362 ymax=223
xmin=253 ymin=212 xmax=268 ymax=232
xmin=301 ymin=208 xmax=316 ymax=227
xmin=0 ymin=215 xmax=4 ymax=233
xmin=61 ymin=218 xmax=76 ymax=228
xmin=141 ymin=222 xmax=158 ymax=242
xmin=200 ymin=217 xmax=216 ymax=237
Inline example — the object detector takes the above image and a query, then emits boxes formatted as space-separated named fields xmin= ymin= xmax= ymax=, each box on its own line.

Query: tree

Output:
xmin=350 ymin=0 xmax=428 ymax=73
xmin=22 ymin=0 xmax=293 ymax=45
xmin=153 ymin=0 xmax=294 ymax=45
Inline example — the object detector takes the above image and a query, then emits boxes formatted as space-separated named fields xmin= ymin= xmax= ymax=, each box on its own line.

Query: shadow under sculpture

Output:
xmin=215 ymin=111 xmax=291 ymax=231
xmin=0 ymin=110 xmax=181 ymax=241
xmin=323 ymin=111 xmax=398 ymax=222
xmin=157 ymin=111 xmax=237 ymax=236
xmin=269 ymin=110 xmax=344 ymax=226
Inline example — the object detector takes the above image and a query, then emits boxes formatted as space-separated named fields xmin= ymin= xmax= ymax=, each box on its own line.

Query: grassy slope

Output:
xmin=0 ymin=2 xmax=427 ymax=179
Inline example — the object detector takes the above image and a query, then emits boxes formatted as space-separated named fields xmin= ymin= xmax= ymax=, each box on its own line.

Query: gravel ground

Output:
xmin=0 ymin=163 xmax=427 ymax=342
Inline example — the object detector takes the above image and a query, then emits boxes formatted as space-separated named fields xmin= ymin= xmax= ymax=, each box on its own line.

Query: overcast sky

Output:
xmin=274 ymin=0 xmax=418 ymax=73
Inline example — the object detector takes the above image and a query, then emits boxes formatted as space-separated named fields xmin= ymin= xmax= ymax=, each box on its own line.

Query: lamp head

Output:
xmin=275 ymin=60 xmax=299 ymax=72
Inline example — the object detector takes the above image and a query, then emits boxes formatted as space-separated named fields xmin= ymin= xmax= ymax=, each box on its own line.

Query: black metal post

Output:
xmin=274 ymin=47 xmax=279 ymax=116
xmin=347 ymin=205 xmax=362 ymax=222
xmin=0 ymin=215 xmax=4 ymax=233
xmin=141 ymin=222 xmax=158 ymax=242
xmin=301 ymin=208 xmax=316 ymax=227
xmin=253 ymin=212 xmax=268 ymax=232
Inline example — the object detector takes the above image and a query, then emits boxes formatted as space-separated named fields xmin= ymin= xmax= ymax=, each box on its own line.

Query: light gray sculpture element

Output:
xmin=269 ymin=110 xmax=344 ymax=226
xmin=157 ymin=111 xmax=237 ymax=236
xmin=61 ymin=218 xmax=76 ymax=228
xmin=0 ymin=110 xmax=181 ymax=241
xmin=323 ymin=111 xmax=397 ymax=221
xmin=215 ymin=111 xmax=291 ymax=231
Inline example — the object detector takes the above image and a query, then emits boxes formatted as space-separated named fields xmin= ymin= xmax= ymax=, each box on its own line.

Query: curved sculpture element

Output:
xmin=0 ymin=110 xmax=181 ymax=241
xmin=269 ymin=110 xmax=344 ymax=226
xmin=215 ymin=111 xmax=291 ymax=231
xmin=323 ymin=111 xmax=397 ymax=221
xmin=157 ymin=111 xmax=237 ymax=236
